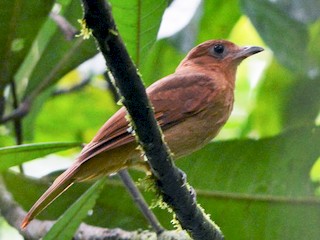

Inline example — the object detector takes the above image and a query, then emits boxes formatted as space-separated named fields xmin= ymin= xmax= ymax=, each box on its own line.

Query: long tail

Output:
xmin=20 ymin=166 xmax=78 ymax=229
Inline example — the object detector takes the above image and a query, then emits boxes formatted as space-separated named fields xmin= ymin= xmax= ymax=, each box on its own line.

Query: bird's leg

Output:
xmin=188 ymin=185 xmax=197 ymax=205
xmin=177 ymin=168 xmax=187 ymax=186
xmin=118 ymin=169 xmax=164 ymax=235
xmin=177 ymin=168 xmax=197 ymax=204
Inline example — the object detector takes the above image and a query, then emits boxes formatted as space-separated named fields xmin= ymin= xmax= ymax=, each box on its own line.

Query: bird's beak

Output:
xmin=233 ymin=46 xmax=264 ymax=60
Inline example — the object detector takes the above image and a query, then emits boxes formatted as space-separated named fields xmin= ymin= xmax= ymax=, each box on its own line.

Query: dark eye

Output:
xmin=213 ymin=44 xmax=225 ymax=55
xmin=210 ymin=44 xmax=226 ymax=59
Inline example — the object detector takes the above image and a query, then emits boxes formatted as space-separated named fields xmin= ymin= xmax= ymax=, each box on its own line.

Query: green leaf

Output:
xmin=3 ymin=171 xmax=169 ymax=230
xmin=0 ymin=0 xmax=54 ymax=89
xmin=197 ymin=0 xmax=241 ymax=42
xmin=245 ymin=60 xmax=295 ymax=137
xmin=43 ymin=177 xmax=106 ymax=240
xmin=5 ymin=126 xmax=320 ymax=239
xmin=283 ymin=75 xmax=320 ymax=127
xmin=309 ymin=19 xmax=320 ymax=65
xmin=0 ymin=142 xmax=80 ymax=171
xmin=178 ymin=125 xmax=320 ymax=240
xmin=241 ymin=0 xmax=309 ymax=73
xmin=22 ymin=88 xmax=53 ymax=141
xmin=279 ymin=19 xmax=320 ymax=127
xmin=23 ymin=0 xmax=98 ymax=97
xmin=109 ymin=0 xmax=167 ymax=66
xmin=14 ymin=10 xmax=59 ymax=87
xmin=270 ymin=0 xmax=320 ymax=24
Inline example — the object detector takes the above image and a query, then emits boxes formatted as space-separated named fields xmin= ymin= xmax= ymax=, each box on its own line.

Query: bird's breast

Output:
xmin=164 ymin=85 xmax=234 ymax=159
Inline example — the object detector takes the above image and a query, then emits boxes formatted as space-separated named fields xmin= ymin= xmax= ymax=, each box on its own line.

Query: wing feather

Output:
xmin=78 ymin=73 xmax=216 ymax=162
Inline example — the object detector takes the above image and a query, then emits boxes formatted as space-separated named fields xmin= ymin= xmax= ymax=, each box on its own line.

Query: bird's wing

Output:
xmin=148 ymin=73 xmax=217 ymax=130
xmin=78 ymin=73 xmax=217 ymax=162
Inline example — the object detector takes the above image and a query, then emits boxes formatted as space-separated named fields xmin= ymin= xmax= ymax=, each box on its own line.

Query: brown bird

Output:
xmin=21 ymin=39 xmax=263 ymax=228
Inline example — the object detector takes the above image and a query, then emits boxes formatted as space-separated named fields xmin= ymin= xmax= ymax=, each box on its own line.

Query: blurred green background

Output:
xmin=0 ymin=0 xmax=320 ymax=239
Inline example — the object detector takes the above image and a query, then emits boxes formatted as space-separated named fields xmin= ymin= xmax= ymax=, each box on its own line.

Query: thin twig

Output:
xmin=52 ymin=77 xmax=92 ymax=97
xmin=10 ymin=81 xmax=22 ymax=144
xmin=50 ymin=11 xmax=78 ymax=40
xmin=118 ymin=170 xmax=164 ymax=235
xmin=10 ymin=80 xmax=24 ymax=173
xmin=103 ymin=71 xmax=119 ymax=103
xmin=0 ymin=100 xmax=30 ymax=124
xmin=0 ymin=95 xmax=5 ymax=119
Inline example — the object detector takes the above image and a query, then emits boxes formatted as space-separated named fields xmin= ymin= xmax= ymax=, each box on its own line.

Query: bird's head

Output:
xmin=178 ymin=40 xmax=263 ymax=72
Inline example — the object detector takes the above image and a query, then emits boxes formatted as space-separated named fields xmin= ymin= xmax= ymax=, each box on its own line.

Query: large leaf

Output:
xmin=281 ymin=18 xmax=320 ymax=127
xmin=247 ymin=25 xmax=320 ymax=133
xmin=241 ymin=0 xmax=309 ymax=73
xmin=0 ymin=142 xmax=80 ymax=172
xmin=3 ymin=171 xmax=171 ymax=230
xmin=241 ymin=1 xmax=320 ymax=131
xmin=43 ymin=177 xmax=106 ymax=240
xmin=179 ymin=125 xmax=320 ymax=240
xmin=5 ymin=126 xmax=320 ymax=239
xmin=109 ymin=0 xmax=167 ymax=67
xmin=0 ymin=0 xmax=54 ymax=89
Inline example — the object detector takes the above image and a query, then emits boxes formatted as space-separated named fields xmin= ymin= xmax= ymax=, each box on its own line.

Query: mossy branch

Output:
xmin=80 ymin=1 xmax=224 ymax=239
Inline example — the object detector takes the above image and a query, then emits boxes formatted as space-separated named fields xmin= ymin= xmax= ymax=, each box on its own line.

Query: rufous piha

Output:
xmin=21 ymin=40 xmax=263 ymax=228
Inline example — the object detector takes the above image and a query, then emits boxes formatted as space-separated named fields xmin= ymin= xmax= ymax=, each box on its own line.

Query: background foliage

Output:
xmin=0 ymin=0 xmax=320 ymax=239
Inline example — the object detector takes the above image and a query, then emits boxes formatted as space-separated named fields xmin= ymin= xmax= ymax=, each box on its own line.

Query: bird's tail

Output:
xmin=20 ymin=166 xmax=77 ymax=229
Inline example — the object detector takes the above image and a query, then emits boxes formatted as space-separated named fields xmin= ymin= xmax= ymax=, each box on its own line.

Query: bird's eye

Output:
xmin=210 ymin=44 xmax=226 ymax=59
xmin=213 ymin=44 xmax=225 ymax=55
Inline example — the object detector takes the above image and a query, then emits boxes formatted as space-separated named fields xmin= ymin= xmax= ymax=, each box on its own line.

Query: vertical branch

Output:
xmin=103 ymin=71 xmax=164 ymax=235
xmin=81 ymin=1 xmax=224 ymax=239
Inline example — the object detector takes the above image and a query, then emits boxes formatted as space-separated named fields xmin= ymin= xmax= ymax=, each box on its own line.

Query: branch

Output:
xmin=0 ymin=99 xmax=31 ymax=124
xmin=103 ymin=73 xmax=164 ymax=234
xmin=9 ymin=80 xmax=25 ymax=173
xmin=118 ymin=170 xmax=164 ymax=234
xmin=52 ymin=77 xmax=92 ymax=97
xmin=0 ymin=176 xmax=188 ymax=240
xmin=0 ymin=95 xmax=4 ymax=119
xmin=50 ymin=11 xmax=78 ymax=40
xmin=9 ymin=80 xmax=23 ymax=145
xmin=81 ymin=1 xmax=223 ymax=239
